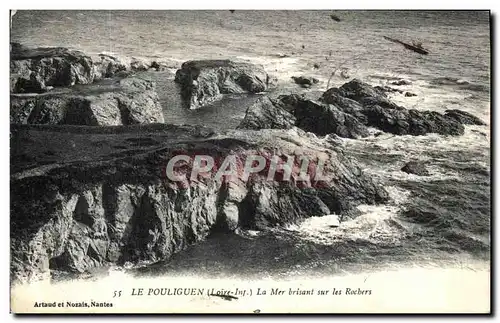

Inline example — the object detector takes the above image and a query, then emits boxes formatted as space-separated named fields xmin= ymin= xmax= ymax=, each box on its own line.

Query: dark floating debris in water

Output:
xmin=401 ymin=161 xmax=430 ymax=176
xmin=150 ymin=61 xmax=160 ymax=71
xmin=374 ymin=85 xmax=404 ymax=94
xmin=330 ymin=14 xmax=341 ymax=22
xmin=292 ymin=75 xmax=319 ymax=88
xmin=383 ymin=36 xmax=429 ymax=55
xmin=391 ymin=79 xmax=412 ymax=86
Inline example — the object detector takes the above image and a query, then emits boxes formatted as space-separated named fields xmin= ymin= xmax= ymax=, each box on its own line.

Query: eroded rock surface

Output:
xmin=275 ymin=95 xmax=369 ymax=138
xmin=10 ymin=77 xmax=164 ymax=126
xmin=321 ymin=79 xmax=473 ymax=136
xmin=10 ymin=124 xmax=388 ymax=283
xmin=237 ymin=96 xmax=296 ymax=130
xmin=444 ymin=109 xmax=487 ymax=125
xmin=11 ymin=45 xmax=96 ymax=93
xmin=242 ymin=80 xmax=484 ymax=138
xmin=175 ymin=60 xmax=271 ymax=109
xmin=239 ymin=95 xmax=369 ymax=139
xmin=10 ymin=44 xmax=161 ymax=94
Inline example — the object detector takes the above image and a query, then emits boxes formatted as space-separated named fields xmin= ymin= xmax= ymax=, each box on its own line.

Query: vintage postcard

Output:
xmin=9 ymin=9 xmax=491 ymax=314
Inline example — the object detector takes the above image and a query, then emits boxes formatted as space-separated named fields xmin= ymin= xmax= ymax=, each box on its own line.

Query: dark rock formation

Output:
xmin=405 ymin=92 xmax=417 ymax=97
xmin=241 ymin=94 xmax=369 ymax=139
xmin=11 ymin=124 xmax=388 ymax=283
xmin=374 ymin=86 xmax=404 ymax=94
xmin=292 ymin=76 xmax=319 ymax=88
xmin=391 ymin=79 xmax=412 ymax=86
xmin=444 ymin=109 xmax=486 ymax=125
xmin=130 ymin=58 xmax=150 ymax=71
xmin=174 ymin=60 xmax=270 ymax=109
xmin=271 ymin=94 xmax=304 ymax=113
xmin=363 ymin=105 xmax=464 ymax=136
xmin=93 ymin=54 xmax=129 ymax=79
xmin=338 ymin=79 xmax=404 ymax=110
xmin=150 ymin=61 xmax=161 ymax=71
xmin=338 ymin=79 xmax=390 ymax=101
xmin=10 ymin=44 xmax=158 ymax=94
xmin=305 ymin=80 xmax=482 ymax=137
xmin=283 ymin=97 xmax=369 ymax=138
xmin=150 ymin=61 xmax=171 ymax=72
xmin=11 ymin=46 xmax=95 ymax=93
xmin=320 ymin=88 xmax=368 ymax=124
xmin=329 ymin=14 xmax=341 ymax=22
xmin=10 ymin=77 xmax=164 ymax=126
xmin=237 ymin=96 xmax=296 ymax=130
xmin=322 ymin=79 xmax=470 ymax=136
xmin=401 ymin=161 xmax=430 ymax=176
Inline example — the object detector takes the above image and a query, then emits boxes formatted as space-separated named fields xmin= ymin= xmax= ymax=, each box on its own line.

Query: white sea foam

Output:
xmin=318 ymin=130 xmax=486 ymax=183
xmin=284 ymin=185 xmax=412 ymax=246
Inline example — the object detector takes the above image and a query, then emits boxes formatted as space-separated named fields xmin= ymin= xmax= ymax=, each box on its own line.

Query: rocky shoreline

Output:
xmin=10 ymin=44 xmax=487 ymax=284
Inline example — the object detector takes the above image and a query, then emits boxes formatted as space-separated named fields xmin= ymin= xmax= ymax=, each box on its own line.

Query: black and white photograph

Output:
xmin=8 ymin=8 xmax=491 ymax=314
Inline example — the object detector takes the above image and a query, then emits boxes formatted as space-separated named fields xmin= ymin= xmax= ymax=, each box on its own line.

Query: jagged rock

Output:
xmin=117 ymin=77 xmax=155 ymax=91
xmin=10 ymin=74 xmax=19 ymax=93
xmin=10 ymin=95 xmax=37 ymax=124
xmin=321 ymin=88 xmax=369 ymax=124
xmin=216 ymin=181 xmax=248 ymax=232
xmin=271 ymin=94 xmax=369 ymax=138
xmin=10 ymin=45 xmax=149 ymax=94
xmin=272 ymin=94 xmax=304 ymax=113
xmin=150 ymin=61 xmax=172 ymax=72
xmin=130 ymin=58 xmax=150 ymax=71
xmin=10 ymin=46 xmax=95 ymax=93
xmin=291 ymin=98 xmax=370 ymax=138
xmin=322 ymin=79 xmax=466 ymax=136
xmin=364 ymin=105 xmax=464 ymax=136
xmin=391 ymin=79 xmax=412 ymax=86
xmin=375 ymin=85 xmax=404 ymax=94
xmin=339 ymin=79 xmax=388 ymax=101
xmin=444 ymin=109 xmax=486 ymax=125
xmin=10 ymin=77 xmax=164 ymax=126
xmin=292 ymin=76 xmax=319 ymax=88
xmin=338 ymin=79 xmax=404 ymax=110
xmin=401 ymin=161 xmax=430 ymax=176
xmin=150 ymin=61 xmax=161 ymax=71
xmin=174 ymin=60 xmax=270 ymax=109
xmin=407 ymin=109 xmax=465 ymax=136
xmin=405 ymin=92 xmax=417 ymax=97
xmin=238 ymin=96 xmax=296 ymax=130
xmin=10 ymin=125 xmax=388 ymax=283
xmin=93 ymin=54 xmax=129 ymax=79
